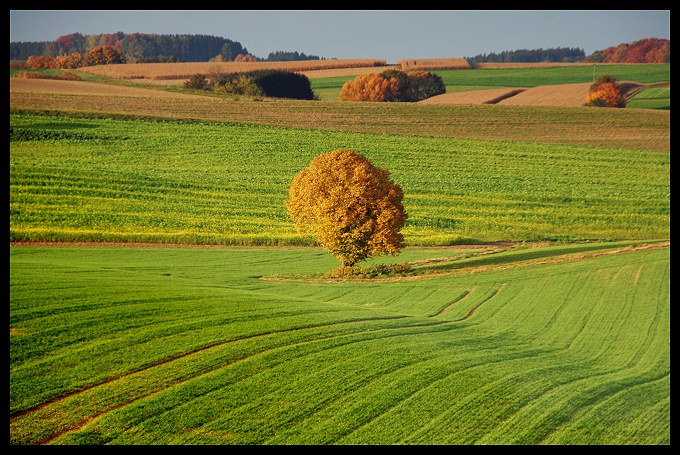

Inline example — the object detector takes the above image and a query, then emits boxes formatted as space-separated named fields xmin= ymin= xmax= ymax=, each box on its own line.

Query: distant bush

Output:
xmin=234 ymin=53 xmax=257 ymax=62
xmin=184 ymin=74 xmax=213 ymax=91
xmin=585 ymin=75 xmax=626 ymax=108
xmin=403 ymin=71 xmax=446 ymax=101
xmin=213 ymin=69 xmax=315 ymax=100
xmin=25 ymin=55 xmax=55 ymax=69
xmin=339 ymin=69 xmax=445 ymax=102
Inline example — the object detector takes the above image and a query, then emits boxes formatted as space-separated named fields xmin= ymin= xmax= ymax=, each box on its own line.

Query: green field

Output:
xmin=627 ymin=86 xmax=671 ymax=110
xmin=9 ymin=61 xmax=670 ymax=445
xmin=9 ymin=113 xmax=670 ymax=246
xmin=9 ymin=242 xmax=670 ymax=444
xmin=311 ymin=63 xmax=671 ymax=101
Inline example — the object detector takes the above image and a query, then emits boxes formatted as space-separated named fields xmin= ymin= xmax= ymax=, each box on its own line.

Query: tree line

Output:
xmin=583 ymin=38 xmax=669 ymax=63
xmin=10 ymin=32 xmax=248 ymax=62
xmin=10 ymin=32 xmax=329 ymax=63
xmin=465 ymin=47 xmax=586 ymax=63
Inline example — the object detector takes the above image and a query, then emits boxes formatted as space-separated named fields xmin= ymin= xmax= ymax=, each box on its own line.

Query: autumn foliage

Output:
xmin=584 ymin=38 xmax=670 ymax=63
xmin=585 ymin=75 xmax=626 ymax=108
xmin=24 ymin=46 xmax=126 ymax=70
xmin=286 ymin=149 xmax=407 ymax=267
xmin=339 ymin=69 xmax=445 ymax=102
xmin=234 ymin=53 xmax=257 ymax=62
xmin=82 ymin=46 xmax=127 ymax=66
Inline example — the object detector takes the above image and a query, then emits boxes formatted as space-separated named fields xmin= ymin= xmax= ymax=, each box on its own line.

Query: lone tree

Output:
xmin=286 ymin=149 xmax=408 ymax=267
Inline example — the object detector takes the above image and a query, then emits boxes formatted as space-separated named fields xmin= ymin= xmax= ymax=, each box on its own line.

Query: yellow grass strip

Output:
xmin=398 ymin=58 xmax=470 ymax=70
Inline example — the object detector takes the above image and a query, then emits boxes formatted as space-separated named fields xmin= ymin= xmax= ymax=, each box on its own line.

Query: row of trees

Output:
xmin=10 ymin=32 xmax=249 ymax=63
xmin=11 ymin=32 xmax=327 ymax=64
xmin=24 ymin=46 xmax=127 ymax=69
xmin=584 ymin=38 xmax=670 ymax=63
xmin=266 ymin=51 xmax=322 ymax=61
xmin=466 ymin=47 xmax=586 ymax=63
xmin=339 ymin=69 xmax=445 ymax=102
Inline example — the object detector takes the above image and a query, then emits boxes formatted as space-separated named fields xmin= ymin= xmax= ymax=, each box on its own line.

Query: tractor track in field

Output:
xmin=10 ymin=314 xmax=463 ymax=445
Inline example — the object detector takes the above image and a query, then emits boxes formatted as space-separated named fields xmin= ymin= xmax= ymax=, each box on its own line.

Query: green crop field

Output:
xmin=627 ymin=86 xmax=671 ymax=110
xmin=310 ymin=63 xmax=671 ymax=101
xmin=9 ymin=113 xmax=670 ymax=246
xmin=9 ymin=59 xmax=670 ymax=445
xmin=9 ymin=242 xmax=670 ymax=444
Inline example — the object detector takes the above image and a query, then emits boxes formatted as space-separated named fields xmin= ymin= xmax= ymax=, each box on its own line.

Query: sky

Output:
xmin=9 ymin=10 xmax=671 ymax=63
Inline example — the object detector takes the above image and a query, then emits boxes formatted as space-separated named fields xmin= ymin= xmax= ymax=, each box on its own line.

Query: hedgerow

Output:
xmin=212 ymin=69 xmax=315 ymax=100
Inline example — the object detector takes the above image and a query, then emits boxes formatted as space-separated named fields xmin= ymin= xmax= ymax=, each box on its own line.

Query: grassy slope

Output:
xmin=9 ymin=242 xmax=670 ymax=444
xmin=10 ymin=63 xmax=670 ymax=445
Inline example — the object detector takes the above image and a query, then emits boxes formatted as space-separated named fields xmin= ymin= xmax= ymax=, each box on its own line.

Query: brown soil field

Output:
xmin=421 ymin=82 xmax=648 ymax=108
xmin=418 ymin=88 xmax=527 ymax=105
xmin=78 ymin=59 xmax=388 ymax=80
xmin=9 ymin=77 xmax=669 ymax=152
xmin=497 ymin=82 xmax=592 ymax=106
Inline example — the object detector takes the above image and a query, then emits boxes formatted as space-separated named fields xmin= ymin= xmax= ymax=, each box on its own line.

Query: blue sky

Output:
xmin=9 ymin=10 xmax=670 ymax=63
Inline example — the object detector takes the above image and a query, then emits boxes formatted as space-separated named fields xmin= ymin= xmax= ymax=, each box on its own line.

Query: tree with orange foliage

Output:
xmin=234 ymin=53 xmax=257 ymax=62
xmin=286 ymin=149 xmax=407 ymax=267
xmin=53 ymin=53 xmax=83 ymax=69
xmin=25 ymin=55 xmax=55 ymax=69
xmin=82 ymin=46 xmax=126 ymax=66
xmin=585 ymin=75 xmax=625 ymax=107
xmin=339 ymin=73 xmax=391 ymax=101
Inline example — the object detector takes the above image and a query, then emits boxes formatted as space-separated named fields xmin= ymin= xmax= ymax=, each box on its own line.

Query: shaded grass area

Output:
xmin=9 ymin=243 xmax=670 ymax=444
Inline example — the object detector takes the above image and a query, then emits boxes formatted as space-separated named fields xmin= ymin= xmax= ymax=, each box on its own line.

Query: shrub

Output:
xmin=585 ymin=75 xmax=626 ymax=108
xmin=323 ymin=263 xmax=413 ymax=280
xmin=214 ymin=69 xmax=314 ymax=100
xmin=184 ymin=74 xmax=213 ymax=91
xmin=53 ymin=53 xmax=84 ymax=69
xmin=234 ymin=53 xmax=257 ymax=62
xmin=405 ymin=70 xmax=446 ymax=101
xmin=286 ymin=149 xmax=407 ymax=267
xmin=25 ymin=55 xmax=55 ymax=69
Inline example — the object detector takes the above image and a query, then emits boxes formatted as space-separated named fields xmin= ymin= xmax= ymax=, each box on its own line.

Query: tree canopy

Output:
xmin=286 ymin=150 xmax=407 ymax=267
